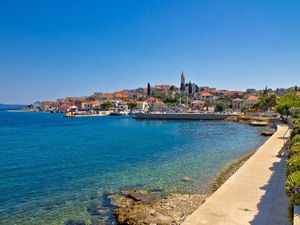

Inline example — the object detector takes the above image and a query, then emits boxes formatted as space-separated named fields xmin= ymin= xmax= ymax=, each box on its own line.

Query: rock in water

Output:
xmin=181 ymin=176 xmax=192 ymax=182
xmin=261 ymin=131 xmax=274 ymax=136
xmin=113 ymin=189 xmax=205 ymax=225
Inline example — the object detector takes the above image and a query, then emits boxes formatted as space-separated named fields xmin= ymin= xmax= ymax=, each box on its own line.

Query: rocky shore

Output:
xmin=111 ymin=189 xmax=205 ymax=225
xmin=227 ymin=115 xmax=275 ymax=127
xmin=105 ymin=149 xmax=257 ymax=225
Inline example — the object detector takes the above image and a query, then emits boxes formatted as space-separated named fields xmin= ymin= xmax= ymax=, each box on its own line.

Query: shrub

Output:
xmin=293 ymin=119 xmax=300 ymax=126
xmin=292 ymin=134 xmax=300 ymax=145
xmin=287 ymin=157 xmax=300 ymax=176
xmin=286 ymin=171 xmax=300 ymax=205
xmin=292 ymin=125 xmax=300 ymax=138
xmin=288 ymin=145 xmax=300 ymax=159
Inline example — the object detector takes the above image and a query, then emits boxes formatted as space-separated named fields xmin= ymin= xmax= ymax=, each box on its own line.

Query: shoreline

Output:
xmin=183 ymin=123 xmax=290 ymax=225
xmin=112 ymin=146 xmax=267 ymax=225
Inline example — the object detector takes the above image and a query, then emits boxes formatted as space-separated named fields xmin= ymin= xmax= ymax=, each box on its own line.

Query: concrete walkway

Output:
xmin=183 ymin=124 xmax=291 ymax=225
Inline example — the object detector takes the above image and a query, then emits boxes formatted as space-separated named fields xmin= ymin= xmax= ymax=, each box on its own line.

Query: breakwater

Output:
xmin=134 ymin=113 xmax=232 ymax=120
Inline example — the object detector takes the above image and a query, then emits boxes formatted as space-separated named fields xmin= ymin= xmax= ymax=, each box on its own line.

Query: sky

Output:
xmin=0 ymin=0 xmax=299 ymax=104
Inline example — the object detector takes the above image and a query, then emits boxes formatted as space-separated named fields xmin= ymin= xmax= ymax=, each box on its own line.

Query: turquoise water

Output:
xmin=0 ymin=111 xmax=268 ymax=224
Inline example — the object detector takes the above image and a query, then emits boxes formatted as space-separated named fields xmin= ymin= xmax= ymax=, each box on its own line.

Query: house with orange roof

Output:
xmin=113 ymin=93 xmax=129 ymax=100
xmin=190 ymin=100 xmax=205 ymax=110
xmin=232 ymin=98 xmax=244 ymax=110
xmin=58 ymin=104 xmax=78 ymax=113
xmin=81 ymin=100 xmax=101 ymax=111
xmin=246 ymin=95 xmax=259 ymax=104
xmin=40 ymin=101 xmax=59 ymax=111
xmin=146 ymin=98 xmax=165 ymax=112
xmin=198 ymin=92 xmax=217 ymax=103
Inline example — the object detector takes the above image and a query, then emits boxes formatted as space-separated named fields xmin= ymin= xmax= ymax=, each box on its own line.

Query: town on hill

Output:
xmin=25 ymin=72 xmax=300 ymax=116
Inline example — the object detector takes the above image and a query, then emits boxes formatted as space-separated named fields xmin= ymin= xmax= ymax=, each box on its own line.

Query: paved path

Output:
xmin=183 ymin=124 xmax=291 ymax=225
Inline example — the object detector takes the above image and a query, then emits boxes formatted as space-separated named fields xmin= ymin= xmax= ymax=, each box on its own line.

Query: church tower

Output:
xmin=180 ymin=71 xmax=185 ymax=91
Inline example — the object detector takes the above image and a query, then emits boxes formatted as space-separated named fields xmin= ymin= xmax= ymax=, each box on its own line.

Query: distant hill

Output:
xmin=0 ymin=104 xmax=27 ymax=111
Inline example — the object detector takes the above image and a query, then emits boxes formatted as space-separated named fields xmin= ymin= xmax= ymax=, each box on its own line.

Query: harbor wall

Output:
xmin=134 ymin=113 xmax=231 ymax=120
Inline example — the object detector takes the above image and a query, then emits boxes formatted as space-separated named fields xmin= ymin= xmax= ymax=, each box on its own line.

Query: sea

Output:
xmin=0 ymin=109 xmax=268 ymax=224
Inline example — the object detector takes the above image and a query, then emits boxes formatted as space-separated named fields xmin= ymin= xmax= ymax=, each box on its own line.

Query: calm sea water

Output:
xmin=0 ymin=111 xmax=268 ymax=224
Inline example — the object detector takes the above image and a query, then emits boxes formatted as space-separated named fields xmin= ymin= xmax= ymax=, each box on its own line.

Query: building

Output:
xmin=190 ymin=100 xmax=205 ymax=110
xmin=232 ymin=98 xmax=243 ymax=110
xmin=81 ymin=100 xmax=101 ymax=111
xmin=198 ymin=92 xmax=217 ymax=103
xmin=180 ymin=71 xmax=185 ymax=91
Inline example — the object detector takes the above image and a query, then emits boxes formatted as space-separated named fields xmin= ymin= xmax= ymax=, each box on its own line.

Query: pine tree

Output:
xmin=147 ymin=83 xmax=151 ymax=96
xmin=188 ymin=81 xmax=193 ymax=95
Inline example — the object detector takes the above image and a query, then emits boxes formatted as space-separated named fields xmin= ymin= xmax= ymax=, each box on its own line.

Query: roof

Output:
xmin=58 ymin=104 xmax=75 ymax=110
xmin=233 ymin=98 xmax=243 ymax=102
xmin=41 ymin=101 xmax=58 ymax=105
xmin=247 ymin=95 xmax=259 ymax=101
xmin=83 ymin=100 xmax=101 ymax=105
xmin=201 ymin=92 xmax=214 ymax=97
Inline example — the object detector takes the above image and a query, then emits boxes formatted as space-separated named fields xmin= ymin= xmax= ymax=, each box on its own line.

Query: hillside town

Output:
xmin=25 ymin=72 xmax=300 ymax=117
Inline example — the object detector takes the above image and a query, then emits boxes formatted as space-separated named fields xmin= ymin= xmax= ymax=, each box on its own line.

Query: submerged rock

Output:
xmin=261 ymin=131 xmax=275 ymax=136
xmin=113 ymin=189 xmax=205 ymax=225
xmin=181 ymin=176 xmax=192 ymax=182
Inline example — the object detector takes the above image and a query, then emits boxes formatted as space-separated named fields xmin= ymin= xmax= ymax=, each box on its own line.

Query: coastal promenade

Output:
xmin=183 ymin=123 xmax=291 ymax=225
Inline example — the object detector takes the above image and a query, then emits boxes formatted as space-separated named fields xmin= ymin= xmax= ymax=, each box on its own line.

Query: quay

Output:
xmin=183 ymin=123 xmax=291 ymax=225
xmin=133 ymin=113 xmax=232 ymax=120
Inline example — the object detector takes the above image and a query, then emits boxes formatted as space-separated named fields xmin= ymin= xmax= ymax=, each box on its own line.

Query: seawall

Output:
xmin=134 ymin=113 xmax=231 ymax=120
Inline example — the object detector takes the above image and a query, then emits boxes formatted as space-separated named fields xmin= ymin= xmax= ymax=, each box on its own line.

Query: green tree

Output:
xmin=100 ymin=101 xmax=112 ymax=111
xmin=276 ymin=92 xmax=300 ymax=116
xmin=93 ymin=105 xmax=102 ymax=111
xmin=147 ymin=83 xmax=151 ymax=96
xmin=253 ymin=94 xmax=277 ymax=111
xmin=215 ymin=100 xmax=229 ymax=112
xmin=169 ymin=85 xmax=175 ymax=91
xmin=127 ymin=101 xmax=138 ymax=111
xmin=188 ymin=81 xmax=193 ymax=95
xmin=203 ymin=101 xmax=212 ymax=111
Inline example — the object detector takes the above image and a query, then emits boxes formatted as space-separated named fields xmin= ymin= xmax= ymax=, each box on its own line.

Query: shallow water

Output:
xmin=0 ymin=111 xmax=267 ymax=224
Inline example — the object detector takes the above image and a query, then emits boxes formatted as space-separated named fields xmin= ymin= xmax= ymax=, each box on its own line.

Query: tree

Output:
xmin=188 ymin=81 xmax=193 ymax=95
xmin=203 ymin=101 xmax=212 ymax=111
xmin=276 ymin=92 xmax=300 ymax=116
xmin=215 ymin=100 xmax=229 ymax=112
xmin=93 ymin=105 xmax=101 ymax=111
xmin=253 ymin=94 xmax=277 ymax=111
xmin=195 ymin=85 xmax=200 ymax=93
xmin=169 ymin=85 xmax=175 ymax=91
xmin=127 ymin=101 xmax=138 ymax=111
xmin=100 ymin=101 xmax=112 ymax=111
xmin=263 ymin=86 xmax=268 ymax=94
xmin=147 ymin=83 xmax=151 ymax=96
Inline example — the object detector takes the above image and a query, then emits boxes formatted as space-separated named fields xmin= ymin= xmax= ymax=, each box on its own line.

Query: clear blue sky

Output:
xmin=0 ymin=0 xmax=299 ymax=104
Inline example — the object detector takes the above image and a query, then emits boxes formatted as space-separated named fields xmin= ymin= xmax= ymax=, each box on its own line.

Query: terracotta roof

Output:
xmin=58 ymin=104 xmax=74 ymax=110
xmin=201 ymin=92 xmax=214 ymax=97
xmin=114 ymin=93 xmax=128 ymax=98
xmin=101 ymin=93 xmax=114 ymax=99
xmin=247 ymin=95 xmax=259 ymax=101
xmin=83 ymin=100 xmax=101 ymax=105
xmin=41 ymin=101 xmax=58 ymax=105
